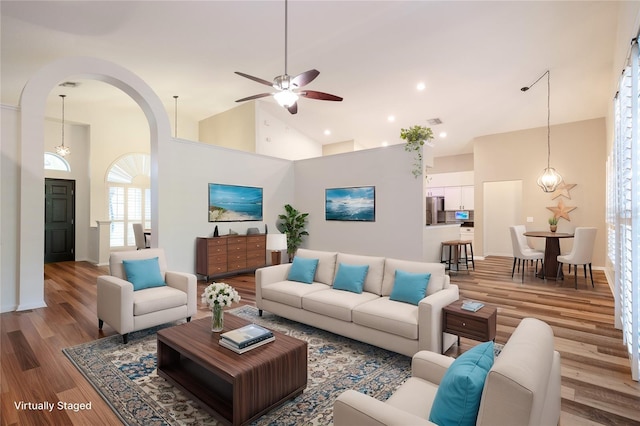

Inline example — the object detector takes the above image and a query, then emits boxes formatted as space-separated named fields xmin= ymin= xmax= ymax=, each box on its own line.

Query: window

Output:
xmin=44 ymin=152 xmax=70 ymax=171
xmin=106 ymin=153 xmax=151 ymax=248
xmin=610 ymin=39 xmax=640 ymax=381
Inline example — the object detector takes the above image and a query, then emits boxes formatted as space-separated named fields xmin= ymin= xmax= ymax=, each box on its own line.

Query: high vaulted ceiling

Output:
xmin=1 ymin=1 xmax=623 ymax=157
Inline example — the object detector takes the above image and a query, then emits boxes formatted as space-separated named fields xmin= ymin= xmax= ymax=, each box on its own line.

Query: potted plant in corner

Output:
xmin=400 ymin=125 xmax=434 ymax=178
xmin=276 ymin=204 xmax=309 ymax=262
xmin=548 ymin=216 xmax=558 ymax=232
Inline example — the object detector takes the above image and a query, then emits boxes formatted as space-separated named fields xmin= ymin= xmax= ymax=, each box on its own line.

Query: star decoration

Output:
xmin=547 ymin=199 xmax=576 ymax=221
xmin=551 ymin=182 xmax=577 ymax=200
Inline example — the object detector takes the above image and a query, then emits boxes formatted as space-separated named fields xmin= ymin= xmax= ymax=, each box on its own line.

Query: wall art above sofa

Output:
xmin=325 ymin=186 xmax=375 ymax=222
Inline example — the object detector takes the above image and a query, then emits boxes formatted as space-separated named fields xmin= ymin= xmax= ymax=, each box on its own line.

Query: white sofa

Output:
xmin=255 ymin=249 xmax=460 ymax=356
xmin=334 ymin=317 xmax=561 ymax=426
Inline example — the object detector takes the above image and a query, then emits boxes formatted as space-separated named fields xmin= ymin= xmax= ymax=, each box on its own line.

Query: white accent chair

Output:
xmin=334 ymin=317 xmax=561 ymax=426
xmin=133 ymin=223 xmax=149 ymax=249
xmin=556 ymin=227 xmax=597 ymax=289
xmin=97 ymin=248 xmax=197 ymax=343
xmin=509 ymin=225 xmax=544 ymax=282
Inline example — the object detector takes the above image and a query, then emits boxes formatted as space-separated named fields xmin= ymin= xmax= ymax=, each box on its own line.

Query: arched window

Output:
xmin=44 ymin=152 xmax=70 ymax=171
xmin=106 ymin=153 xmax=150 ymax=248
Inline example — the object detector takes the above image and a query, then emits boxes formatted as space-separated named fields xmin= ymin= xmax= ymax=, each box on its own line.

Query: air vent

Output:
xmin=426 ymin=118 xmax=442 ymax=125
xmin=58 ymin=81 xmax=79 ymax=88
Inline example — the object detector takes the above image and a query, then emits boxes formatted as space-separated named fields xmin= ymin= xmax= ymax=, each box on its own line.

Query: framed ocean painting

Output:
xmin=325 ymin=186 xmax=375 ymax=222
xmin=208 ymin=183 xmax=263 ymax=222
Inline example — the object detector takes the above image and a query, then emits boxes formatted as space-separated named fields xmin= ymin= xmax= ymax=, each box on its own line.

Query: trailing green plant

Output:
xmin=276 ymin=204 xmax=309 ymax=261
xmin=400 ymin=125 xmax=434 ymax=178
xmin=548 ymin=216 xmax=558 ymax=226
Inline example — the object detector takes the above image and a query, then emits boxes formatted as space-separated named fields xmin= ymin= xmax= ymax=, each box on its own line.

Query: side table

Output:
xmin=442 ymin=300 xmax=497 ymax=354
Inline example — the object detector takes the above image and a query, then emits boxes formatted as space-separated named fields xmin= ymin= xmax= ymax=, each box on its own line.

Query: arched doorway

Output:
xmin=17 ymin=56 xmax=171 ymax=311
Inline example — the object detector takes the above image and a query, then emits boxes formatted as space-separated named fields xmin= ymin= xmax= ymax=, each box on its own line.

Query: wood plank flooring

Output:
xmin=1 ymin=257 xmax=638 ymax=425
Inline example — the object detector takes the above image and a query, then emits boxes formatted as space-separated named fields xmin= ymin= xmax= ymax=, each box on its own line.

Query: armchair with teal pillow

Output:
xmin=334 ymin=317 xmax=561 ymax=426
xmin=97 ymin=248 xmax=197 ymax=343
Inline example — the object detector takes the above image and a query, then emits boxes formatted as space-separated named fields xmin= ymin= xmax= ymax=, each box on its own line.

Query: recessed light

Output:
xmin=416 ymin=82 xmax=426 ymax=91
xmin=324 ymin=129 xmax=331 ymax=136
xmin=387 ymin=115 xmax=395 ymax=122
xmin=381 ymin=141 xmax=389 ymax=147
xmin=439 ymin=132 xmax=447 ymax=138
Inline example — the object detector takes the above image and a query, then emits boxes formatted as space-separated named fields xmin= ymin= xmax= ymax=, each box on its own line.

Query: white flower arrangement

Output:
xmin=201 ymin=282 xmax=241 ymax=308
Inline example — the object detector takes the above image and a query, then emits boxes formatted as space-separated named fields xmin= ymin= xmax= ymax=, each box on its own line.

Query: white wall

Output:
xmin=1 ymin=106 xmax=20 ymax=312
xmin=157 ymin=139 xmax=295 ymax=273
xmin=255 ymin=107 xmax=323 ymax=160
xmin=292 ymin=144 xmax=425 ymax=260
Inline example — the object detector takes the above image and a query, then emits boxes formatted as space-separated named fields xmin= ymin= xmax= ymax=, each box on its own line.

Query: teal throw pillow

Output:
xmin=389 ymin=269 xmax=431 ymax=305
xmin=122 ymin=257 xmax=166 ymax=291
xmin=429 ymin=341 xmax=495 ymax=426
xmin=287 ymin=257 xmax=319 ymax=284
xmin=332 ymin=263 xmax=369 ymax=293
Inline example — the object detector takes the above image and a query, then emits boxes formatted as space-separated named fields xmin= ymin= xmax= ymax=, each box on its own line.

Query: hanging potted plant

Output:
xmin=400 ymin=125 xmax=434 ymax=178
xmin=276 ymin=204 xmax=309 ymax=261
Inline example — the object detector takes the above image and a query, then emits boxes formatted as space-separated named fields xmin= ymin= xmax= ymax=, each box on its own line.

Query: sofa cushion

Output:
xmin=122 ymin=257 xmax=166 ymax=291
xmin=382 ymin=258 xmax=445 ymax=297
xmin=389 ymin=270 xmax=431 ymax=305
xmin=261 ymin=281 xmax=330 ymax=309
xmin=296 ymin=249 xmax=337 ymax=285
xmin=333 ymin=263 xmax=369 ymax=293
xmin=336 ymin=253 xmax=385 ymax=295
xmin=429 ymin=341 xmax=495 ymax=426
xmin=133 ymin=286 xmax=187 ymax=316
xmin=287 ymin=256 xmax=319 ymax=284
xmin=302 ymin=289 xmax=379 ymax=322
xmin=352 ymin=297 xmax=419 ymax=339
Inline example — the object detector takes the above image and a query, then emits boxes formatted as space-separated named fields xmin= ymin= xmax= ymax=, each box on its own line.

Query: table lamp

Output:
xmin=266 ymin=233 xmax=287 ymax=265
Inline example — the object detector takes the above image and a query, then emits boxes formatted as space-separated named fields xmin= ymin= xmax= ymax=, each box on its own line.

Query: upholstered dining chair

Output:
xmin=133 ymin=223 xmax=149 ymax=249
xmin=556 ymin=227 xmax=597 ymax=289
xmin=510 ymin=225 xmax=544 ymax=282
xmin=97 ymin=248 xmax=197 ymax=343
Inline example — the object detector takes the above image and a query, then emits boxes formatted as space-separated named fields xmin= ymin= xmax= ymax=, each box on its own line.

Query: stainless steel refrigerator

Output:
xmin=426 ymin=196 xmax=445 ymax=225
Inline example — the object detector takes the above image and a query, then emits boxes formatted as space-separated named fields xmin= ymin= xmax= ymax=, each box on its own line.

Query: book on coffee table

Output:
xmin=221 ymin=323 xmax=274 ymax=349
xmin=219 ymin=335 xmax=276 ymax=354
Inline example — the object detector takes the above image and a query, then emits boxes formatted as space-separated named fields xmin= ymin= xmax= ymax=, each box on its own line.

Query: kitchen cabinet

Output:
xmin=445 ymin=185 xmax=474 ymax=210
xmin=460 ymin=226 xmax=474 ymax=244
xmin=426 ymin=187 xmax=445 ymax=197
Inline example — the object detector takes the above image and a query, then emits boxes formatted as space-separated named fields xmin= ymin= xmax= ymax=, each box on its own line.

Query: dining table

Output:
xmin=523 ymin=231 xmax=574 ymax=280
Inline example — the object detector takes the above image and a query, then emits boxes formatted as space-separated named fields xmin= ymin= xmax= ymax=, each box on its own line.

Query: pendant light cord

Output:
xmin=60 ymin=94 xmax=66 ymax=148
xmin=173 ymin=95 xmax=178 ymax=138
xmin=546 ymin=70 xmax=551 ymax=169
xmin=284 ymin=0 xmax=288 ymax=76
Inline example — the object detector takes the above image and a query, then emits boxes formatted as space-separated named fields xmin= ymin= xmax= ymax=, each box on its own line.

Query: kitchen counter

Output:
xmin=423 ymin=224 xmax=462 ymax=263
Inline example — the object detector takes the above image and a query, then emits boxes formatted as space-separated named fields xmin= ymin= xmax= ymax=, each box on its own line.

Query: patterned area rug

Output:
xmin=63 ymin=305 xmax=414 ymax=425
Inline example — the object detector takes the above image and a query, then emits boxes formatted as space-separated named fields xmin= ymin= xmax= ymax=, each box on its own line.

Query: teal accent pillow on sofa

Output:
xmin=429 ymin=340 xmax=495 ymax=426
xmin=122 ymin=257 xmax=166 ymax=291
xmin=287 ymin=257 xmax=319 ymax=284
xmin=333 ymin=263 xmax=369 ymax=293
xmin=389 ymin=269 xmax=431 ymax=305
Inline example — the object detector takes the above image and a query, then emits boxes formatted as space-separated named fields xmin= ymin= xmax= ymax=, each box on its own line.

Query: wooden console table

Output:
xmin=196 ymin=235 xmax=266 ymax=281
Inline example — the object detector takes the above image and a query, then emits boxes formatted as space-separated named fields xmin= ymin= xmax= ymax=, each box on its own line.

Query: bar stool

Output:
xmin=440 ymin=240 xmax=474 ymax=273
xmin=459 ymin=240 xmax=475 ymax=271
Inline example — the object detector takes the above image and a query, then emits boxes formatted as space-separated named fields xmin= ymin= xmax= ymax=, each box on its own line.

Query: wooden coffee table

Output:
xmin=157 ymin=313 xmax=307 ymax=426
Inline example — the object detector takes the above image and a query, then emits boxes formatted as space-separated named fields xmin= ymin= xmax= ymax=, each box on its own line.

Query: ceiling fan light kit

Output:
xmin=522 ymin=70 xmax=563 ymax=193
xmin=234 ymin=0 xmax=342 ymax=114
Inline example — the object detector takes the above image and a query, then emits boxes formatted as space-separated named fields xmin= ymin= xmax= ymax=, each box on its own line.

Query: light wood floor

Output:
xmin=1 ymin=257 xmax=639 ymax=425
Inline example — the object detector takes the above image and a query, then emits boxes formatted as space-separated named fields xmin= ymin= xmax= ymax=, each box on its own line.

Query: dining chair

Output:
xmin=509 ymin=225 xmax=544 ymax=282
xmin=132 ymin=223 xmax=149 ymax=250
xmin=556 ymin=227 xmax=597 ymax=289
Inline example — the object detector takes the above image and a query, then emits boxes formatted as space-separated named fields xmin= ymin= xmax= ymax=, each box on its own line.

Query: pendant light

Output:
xmin=521 ymin=70 xmax=563 ymax=192
xmin=55 ymin=94 xmax=70 ymax=157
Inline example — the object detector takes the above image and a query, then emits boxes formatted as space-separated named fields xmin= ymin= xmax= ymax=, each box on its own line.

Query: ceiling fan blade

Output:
xmin=287 ymin=102 xmax=298 ymax=115
xmin=300 ymin=90 xmax=343 ymax=102
xmin=235 ymin=93 xmax=272 ymax=103
xmin=291 ymin=69 xmax=320 ymax=88
xmin=235 ymin=71 xmax=274 ymax=87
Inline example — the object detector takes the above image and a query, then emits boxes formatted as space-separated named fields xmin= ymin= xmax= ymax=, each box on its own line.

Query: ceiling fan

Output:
xmin=234 ymin=0 xmax=343 ymax=115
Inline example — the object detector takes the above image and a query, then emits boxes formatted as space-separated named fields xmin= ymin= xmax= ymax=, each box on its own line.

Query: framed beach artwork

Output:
xmin=208 ymin=183 xmax=263 ymax=222
xmin=325 ymin=186 xmax=376 ymax=222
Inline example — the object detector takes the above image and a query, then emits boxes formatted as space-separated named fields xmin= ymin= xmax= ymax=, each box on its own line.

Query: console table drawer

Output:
xmin=227 ymin=242 xmax=246 ymax=253
xmin=228 ymin=260 xmax=247 ymax=271
xmin=444 ymin=316 xmax=487 ymax=339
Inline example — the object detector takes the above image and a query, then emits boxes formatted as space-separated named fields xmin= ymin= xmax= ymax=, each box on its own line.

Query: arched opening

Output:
xmin=17 ymin=56 xmax=171 ymax=311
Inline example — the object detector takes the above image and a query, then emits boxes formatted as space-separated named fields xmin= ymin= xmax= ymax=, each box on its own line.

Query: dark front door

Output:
xmin=44 ymin=178 xmax=75 ymax=263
